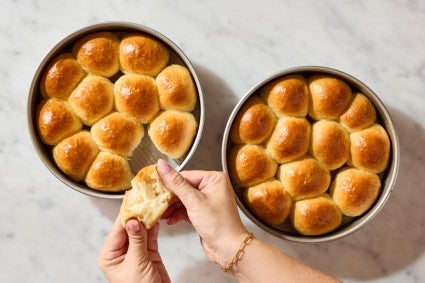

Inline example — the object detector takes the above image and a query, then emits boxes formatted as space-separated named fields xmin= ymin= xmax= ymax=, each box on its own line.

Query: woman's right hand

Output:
xmin=157 ymin=159 xmax=249 ymax=269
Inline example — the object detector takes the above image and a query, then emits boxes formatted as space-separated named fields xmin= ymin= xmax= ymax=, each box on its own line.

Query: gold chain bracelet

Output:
xmin=222 ymin=233 xmax=254 ymax=273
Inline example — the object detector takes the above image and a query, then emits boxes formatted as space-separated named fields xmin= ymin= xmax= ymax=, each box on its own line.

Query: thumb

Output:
xmin=125 ymin=219 xmax=148 ymax=262
xmin=157 ymin=159 xmax=202 ymax=206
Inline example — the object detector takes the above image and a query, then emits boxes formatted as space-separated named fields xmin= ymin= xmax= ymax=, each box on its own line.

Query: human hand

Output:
xmin=157 ymin=159 xmax=249 ymax=269
xmin=98 ymin=213 xmax=170 ymax=283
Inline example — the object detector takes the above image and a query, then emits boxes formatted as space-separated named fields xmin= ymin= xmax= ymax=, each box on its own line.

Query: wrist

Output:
xmin=215 ymin=230 xmax=253 ymax=273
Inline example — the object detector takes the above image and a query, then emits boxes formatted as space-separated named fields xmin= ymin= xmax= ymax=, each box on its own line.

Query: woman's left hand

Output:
xmin=98 ymin=213 xmax=170 ymax=283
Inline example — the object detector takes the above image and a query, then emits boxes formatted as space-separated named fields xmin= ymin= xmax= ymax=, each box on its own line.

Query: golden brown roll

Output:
xmin=72 ymin=32 xmax=120 ymax=77
xmin=121 ymin=164 xmax=175 ymax=229
xmin=244 ymin=179 xmax=292 ymax=226
xmin=266 ymin=117 xmax=310 ymax=163
xmin=148 ymin=110 xmax=197 ymax=159
xmin=227 ymin=144 xmax=278 ymax=187
xmin=349 ymin=124 xmax=390 ymax=174
xmin=52 ymin=131 xmax=99 ymax=181
xmin=260 ymin=74 xmax=309 ymax=117
xmin=40 ymin=53 xmax=86 ymax=99
xmin=290 ymin=194 xmax=342 ymax=236
xmin=85 ymin=151 xmax=133 ymax=192
xmin=230 ymin=97 xmax=277 ymax=144
xmin=340 ymin=93 xmax=376 ymax=132
xmin=91 ymin=112 xmax=144 ymax=157
xmin=37 ymin=98 xmax=82 ymax=145
xmin=68 ymin=75 xmax=114 ymax=126
xmin=156 ymin=64 xmax=197 ymax=112
xmin=310 ymin=120 xmax=350 ymax=170
xmin=278 ymin=157 xmax=330 ymax=201
xmin=330 ymin=167 xmax=381 ymax=217
xmin=308 ymin=74 xmax=352 ymax=120
xmin=114 ymin=74 xmax=160 ymax=124
xmin=119 ymin=33 xmax=169 ymax=76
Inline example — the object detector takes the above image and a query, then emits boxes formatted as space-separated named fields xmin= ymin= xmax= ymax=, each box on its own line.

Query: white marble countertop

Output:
xmin=1 ymin=0 xmax=425 ymax=282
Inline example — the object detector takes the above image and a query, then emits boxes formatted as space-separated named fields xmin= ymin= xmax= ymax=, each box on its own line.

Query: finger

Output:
xmin=147 ymin=222 xmax=160 ymax=251
xmin=166 ymin=206 xmax=190 ymax=225
xmin=161 ymin=201 xmax=184 ymax=219
xmin=101 ymin=211 xmax=128 ymax=260
xmin=181 ymin=170 xmax=228 ymax=192
xmin=125 ymin=219 xmax=148 ymax=262
xmin=146 ymin=223 xmax=163 ymax=263
xmin=179 ymin=171 xmax=205 ymax=188
xmin=157 ymin=159 xmax=203 ymax=205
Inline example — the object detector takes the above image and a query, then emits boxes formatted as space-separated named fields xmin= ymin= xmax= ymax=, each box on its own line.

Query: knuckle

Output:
xmin=170 ymin=171 xmax=187 ymax=189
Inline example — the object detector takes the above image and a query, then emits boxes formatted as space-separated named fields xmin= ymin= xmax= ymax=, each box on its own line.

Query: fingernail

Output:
xmin=127 ymin=219 xmax=141 ymax=232
xmin=157 ymin=159 xmax=172 ymax=175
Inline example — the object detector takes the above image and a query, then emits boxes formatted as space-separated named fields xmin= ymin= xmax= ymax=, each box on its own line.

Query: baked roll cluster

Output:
xmin=36 ymin=31 xmax=198 ymax=192
xmin=228 ymin=74 xmax=391 ymax=236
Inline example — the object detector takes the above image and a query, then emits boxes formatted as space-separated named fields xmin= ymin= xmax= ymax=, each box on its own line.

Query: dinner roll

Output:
xmin=52 ymin=131 xmax=99 ymax=181
xmin=349 ymin=124 xmax=390 ymax=174
xmin=244 ymin=179 xmax=292 ymax=226
xmin=114 ymin=74 xmax=160 ymax=124
xmin=121 ymin=164 xmax=174 ymax=229
xmin=72 ymin=32 xmax=120 ymax=77
xmin=310 ymin=120 xmax=350 ymax=170
xmin=260 ymin=74 xmax=309 ymax=117
xmin=40 ymin=53 xmax=86 ymax=99
xmin=85 ymin=151 xmax=133 ymax=192
xmin=91 ymin=112 xmax=144 ymax=157
xmin=156 ymin=64 xmax=197 ymax=112
xmin=228 ymin=144 xmax=278 ymax=187
xmin=68 ymin=75 xmax=114 ymax=126
xmin=308 ymin=74 xmax=352 ymax=120
xmin=37 ymin=98 xmax=82 ymax=145
xmin=266 ymin=117 xmax=310 ymax=163
xmin=148 ymin=110 xmax=197 ymax=159
xmin=230 ymin=97 xmax=277 ymax=144
xmin=119 ymin=33 xmax=169 ymax=76
xmin=290 ymin=194 xmax=342 ymax=236
xmin=278 ymin=157 xmax=330 ymax=201
xmin=330 ymin=167 xmax=381 ymax=217
xmin=340 ymin=93 xmax=376 ymax=132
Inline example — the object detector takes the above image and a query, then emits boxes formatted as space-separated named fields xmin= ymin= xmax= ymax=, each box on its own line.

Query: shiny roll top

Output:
xmin=227 ymin=72 xmax=390 ymax=236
